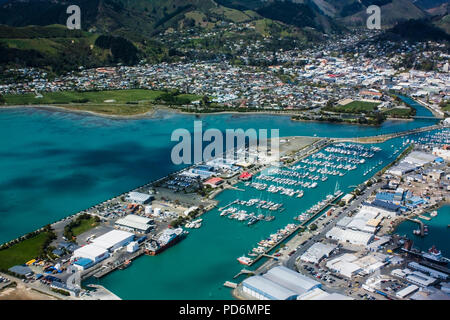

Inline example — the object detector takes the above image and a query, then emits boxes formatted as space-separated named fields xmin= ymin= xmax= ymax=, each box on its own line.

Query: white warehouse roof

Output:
xmin=300 ymin=243 xmax=337 ymax=264
xmin=326 ymin=227 xmax=374 ymax=246
xmin=263 ymin=266 xmax=321 ymax=295
xmin=115 ymin=214 xmax=154 ymax=232
xmin=243 ymin=275 xmax=298 ymax=300
xmin=91 ymin=230 xmax=134 ymax=250
xmin=126 ymin=192 xmax=152 ymax=203
xmin=73 ymin=244 xmax=109 ymax=261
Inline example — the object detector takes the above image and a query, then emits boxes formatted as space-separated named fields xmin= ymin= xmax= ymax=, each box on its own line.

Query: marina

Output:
xmin=0 ymin=103 xmax=446 ymax=299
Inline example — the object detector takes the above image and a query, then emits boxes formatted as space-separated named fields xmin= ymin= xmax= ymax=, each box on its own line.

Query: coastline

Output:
xmin=0 ymin=104 xmax=308 ymax=119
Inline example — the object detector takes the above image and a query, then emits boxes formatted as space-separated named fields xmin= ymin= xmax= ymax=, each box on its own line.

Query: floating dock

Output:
xmin=223 ymin=281 xmax=238 ymax=288
xmin=244 ymin=191 xmax=343 ymax=267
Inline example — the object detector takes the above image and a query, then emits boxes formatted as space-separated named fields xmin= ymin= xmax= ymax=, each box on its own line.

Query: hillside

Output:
xmin=0 ymin=24 xmax=169 ymax=73
xmin=339 ymin=0 xmax=428 ymax=27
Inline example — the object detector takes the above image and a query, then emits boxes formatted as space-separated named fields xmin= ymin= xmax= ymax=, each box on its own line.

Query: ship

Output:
xmin=401 ymin=241 xmax=449 ymax=266
xmin=144 ymin=227 xmax=188 ymax=255
xmin=422 ymin=246 xmax=448 ymax=265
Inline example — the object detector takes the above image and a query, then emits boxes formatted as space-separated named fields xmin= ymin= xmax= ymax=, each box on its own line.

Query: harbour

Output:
xmin=0 ymin=102 xmax=447 ymax=300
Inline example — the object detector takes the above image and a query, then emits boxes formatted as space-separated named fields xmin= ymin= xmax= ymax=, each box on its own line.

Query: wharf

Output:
xmin=246 ymin=191 xmax=343 ymax=267
xmin=246 ymin=224 xmax=304 ymax=267
xmin=294 ymin=191 xmax=344 ymax=222
xmin=91 ymin=249 xmax=144 ymax=279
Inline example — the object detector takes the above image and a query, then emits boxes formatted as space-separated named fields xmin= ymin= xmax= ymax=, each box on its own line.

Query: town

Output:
xmin=0 ymin=30 xmax=448 ymax=123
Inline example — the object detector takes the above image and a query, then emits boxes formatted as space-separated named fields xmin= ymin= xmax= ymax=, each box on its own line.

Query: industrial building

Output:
xmin=300 ymin=243 xmax=337 ymax=264
xmin=125 ymin=192 xmax=153 ymax=204
xmin=396 ymin=285 xmax=419 ymax=299
xmin=91 ymin=230 xmax=134 ymax=252
xmin=326 ymin=254 xmax=362 ymax=278
xmin=407 ymin=262 xmax=448 ymax=280
xmin=297 ymin=288 xmax=353 ymax=300
xmin=326 ymin=252 xmax=388 ymax=278
xmin=241 ymin=266 xmax=321 ymax=300
xmin=341 ymin=194 xmax=355 ymax=205
xmin=73 ymin=257 xmax=95 ymax=271
xmin=72 ymin=244 xmax=109 ymax=264
xmin=391 ymin=268 xmax=438 ymax=287
xmin=242 ymin=276 xmax=298 ymax=300
xmin=326 ymin=227 xmax=374 ymax=246
xmin=403 ymin=151 xmax=438 ymax=167
xmin=115 ymin=214 xmax=154 ymax=233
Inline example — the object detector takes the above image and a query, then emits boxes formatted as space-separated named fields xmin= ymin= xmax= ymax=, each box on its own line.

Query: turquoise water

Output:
xmin=0 ymin=101 xmax=440 ymax=299
xmin=87 ymin=137 xmax=409 ymax=299
xmin=395 ymin=205 xmax=450 ymax=257
xmin=0 ymin=106 xmax=437 ymax=244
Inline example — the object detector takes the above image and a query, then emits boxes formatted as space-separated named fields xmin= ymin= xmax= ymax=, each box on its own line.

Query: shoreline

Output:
xmin=0 ymin=104 xmax=421 ymax=122
xmin=0 ymin=104 xmax=310 ymax=119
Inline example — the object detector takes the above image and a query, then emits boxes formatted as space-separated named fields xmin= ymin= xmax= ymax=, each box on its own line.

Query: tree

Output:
xmin=0 ymin=95 xmax=5 ymax=105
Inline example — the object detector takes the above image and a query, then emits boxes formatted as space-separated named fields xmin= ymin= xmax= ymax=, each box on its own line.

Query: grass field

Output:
xmin=331 ymin=101 xmax=380 ymax=114
xmin=0 ymin=232 xmax=51 ymax=271
xmin=4 ymin=89 xmax=165 ymax=106
xmin=61 ymin=104 xmax=155 ymax=116
xmin=384 ymin=107 xmax=414 ymax=118
xmin=70 ymin=217 xmax=99 ymax=237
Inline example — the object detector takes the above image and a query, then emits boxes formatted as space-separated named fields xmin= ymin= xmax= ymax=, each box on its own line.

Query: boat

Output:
xmin=422 ymin=246 xmax=448 ymax=265
xmin=118 ymin=259 xmax=132 ymax=270
xmin=430 ymin=211 xmax=438 ymax=217
xmin=144 ymin=227 xmax=187 ymax=255
xmin=248 ymin=217 xmax=258 ymax=226
xmin=237 ymin=256 xmax=253 ymax=265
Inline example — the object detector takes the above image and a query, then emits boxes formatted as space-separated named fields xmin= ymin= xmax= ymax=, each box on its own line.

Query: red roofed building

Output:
xmin=204 ymin=177 xmax=224 ymax=188
xmin=239 ymin=172 xmax=253 ymax=181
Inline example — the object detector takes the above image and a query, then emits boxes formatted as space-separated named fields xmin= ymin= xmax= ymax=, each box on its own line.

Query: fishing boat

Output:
xmin=237 ymin=256 xmax=253 ymax=265
xmin=118 ymin=259 xmax=132 ymax=270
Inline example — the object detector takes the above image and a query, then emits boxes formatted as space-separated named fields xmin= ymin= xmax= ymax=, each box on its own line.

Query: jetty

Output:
xmin=243 ymin=190 xmax=343 ymax=267
xmin=406 ymin=218 xmax=425 ymax=237
xmin=332 ymin=124 xmax=442 ymax=144
xmin=90 ymin=249 xmax=144 ymax=279
xmin=223 ymin=281 xmax=238 ymax=288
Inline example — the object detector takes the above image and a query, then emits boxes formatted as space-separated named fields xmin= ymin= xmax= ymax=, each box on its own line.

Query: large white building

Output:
xmin=115 ymin=214 xmax=154 ymax=233
xmin=300 ymin=243 xmax=337 ymax=264
xmin=91 ymin=230 xmax=134 ymax=252
xmin=326 ymin=227 xmax=374 ymax=246
xmin=326 ymin=254 xmax=362 ymax=278
xmin=72 ymin=244 xmax=109 ymax=264
xmin=242 ymin=266 xmax=321 ymax=300
xmin=125 ymin=192 xmax=153 ymax=204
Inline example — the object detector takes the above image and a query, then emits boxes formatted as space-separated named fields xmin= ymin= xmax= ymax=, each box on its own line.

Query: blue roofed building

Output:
xmin=405 ymin=196 xmax=426 ymax=208
xmin=369 ymin=200 xmax=401 ymax=213
xmin=73 ymin=257 xmax=94 ymax=271
xmin=376 ymin=192 xmax=395 ymax=203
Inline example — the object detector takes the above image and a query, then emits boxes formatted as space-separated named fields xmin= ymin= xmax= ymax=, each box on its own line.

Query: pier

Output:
xmin=223 ymin=281 xmax=238 ymax=288
xmin=406 ymin=217 xmax=424 ymax=237
xmin=90 ymin=249 xmax=145 ymax=279
xmin=233 ymin=269 xmax=254 ymax=279
xmin=243 ymin=191 xmax=343 ymax=267
xmin=332 ymin=124 xmax=442 ymax=144
xmin=294 ymin=191 xmax=343 ymax=222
